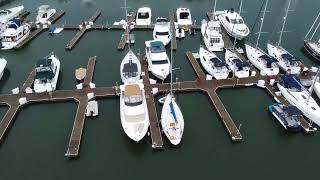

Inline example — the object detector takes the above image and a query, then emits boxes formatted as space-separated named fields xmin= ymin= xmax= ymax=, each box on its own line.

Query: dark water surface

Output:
xmin=0 ymin=0 xmax=319 ymax=179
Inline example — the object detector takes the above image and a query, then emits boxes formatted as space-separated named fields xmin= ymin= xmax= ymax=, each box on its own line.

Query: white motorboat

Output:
xmin=36 ymin=5 xmax=56 ymax=24
xmin=267 ymin=44 xmax=302 ymax=74
xmin=0 ymin=58 xmax=7 ymax=79
xmin=218 ymin=8 xmax=250 ymax=40
xmin=33 ymin=53 xmax=60 ymax=93
xmin=201 ymin=19 xmax=224 ymax=51
xmin=277 ymin=75 xmax=320 ymax=126
xmin=136 ymin=7 xmax=151 ymax=26
xmin=303 ymin=12 xmax=320 ymax=61
xmin=225 ymin=49 xmax=250 ymax=78
xmin=1 ymin=18 xmax=30 ymax=50
xmin=120 ymin=83 xmax=149 ymax=142
xmin=315 ymin=77 xmax=320 ymax=100
xmin=161 ymin=93 xmax=184 ymax=145
xmin=176 ymin=8 xmax=192 ymax=26
xmin=245 ymin=44 xmax=279 ymax=76
xmin=267 ymin=0 xmax=302 ymax=74
xmin=199 ymin=46 xmax=229 ymax=80
xmin=0 ymin=5 xmax=24 ymax=23
xmin=175 ymin=27 xmax=185 ymax=39
xmin=120 ymin=50 xmax=141 ymax=84
xmin=145 ymin=40 xmax=170 ymax=80
xmin=153 ymin=17 xmax=171 ymax=46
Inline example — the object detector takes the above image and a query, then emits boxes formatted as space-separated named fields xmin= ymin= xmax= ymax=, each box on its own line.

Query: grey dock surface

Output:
xmin=169 ymin=11 xmax=177 ymax=50
xmin=65 ymin=10 xmax=102 ymax=50
xmin=140 ymin=54 xmax=163 ymax=149
xmin=117 ymin=12 xmax=136 ymax=50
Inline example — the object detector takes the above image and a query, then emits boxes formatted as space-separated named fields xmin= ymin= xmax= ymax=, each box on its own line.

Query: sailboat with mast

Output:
xmin=160 ymin=27 xmax=184 ymax=145
xmin=120 ymin=0 xmax=141 ymax=84
xmin=303 ymin=12 xmax=320 ymax=61
xmin=267 ymin=0 xmax=303 ymax=74
xmin=245 ymin=0 xmax=279 ymax=76
xmin=225 ymin=0 xmax=250 ymax=78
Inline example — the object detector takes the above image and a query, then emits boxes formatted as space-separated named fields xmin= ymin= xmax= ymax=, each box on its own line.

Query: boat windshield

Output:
xmin=179 ymin=12 xmax=190 ymax=19
xmin=152 ymin=60 xmax=168 ymax=65
xmin=156 ymin=18 xmax=168 ymax=23
xmin=150 ymin=45 xmax=165 ymax=53
xmin=0 ymin=10 xmax=10 ymax=16
xmin=230 ymin=18 xmax=244 ymax=24
xmin=124 ymin=95 xmax=143 ymax=106
xmin=138 ymin=12 xmax=149 ymax=19
xmin=156 ymin=31 xmax=169 ymax=36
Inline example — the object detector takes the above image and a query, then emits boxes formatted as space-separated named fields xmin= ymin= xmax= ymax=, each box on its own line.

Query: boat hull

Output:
xmin=304 ymin=40 xmax=320 ymax=61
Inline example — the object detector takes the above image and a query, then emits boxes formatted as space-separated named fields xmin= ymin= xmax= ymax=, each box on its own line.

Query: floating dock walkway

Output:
xmin=65 ymin=10 xmax=102 ymax=50
xmin=117 ymin=12 xmax=136 ymax=50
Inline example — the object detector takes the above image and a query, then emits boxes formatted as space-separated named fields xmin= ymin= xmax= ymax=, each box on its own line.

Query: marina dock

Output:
xmin=15 ymin=11 xmax=65 ymax=49
xmin=140 ymin=54 xmax=163 ymax=149
xmin=117 ymin=12 xmax=136 ymax=50
xmin=169 ymin=11 xmax=177 ymax=50
xmin=65 ymin=10 xmax=102 ymax=50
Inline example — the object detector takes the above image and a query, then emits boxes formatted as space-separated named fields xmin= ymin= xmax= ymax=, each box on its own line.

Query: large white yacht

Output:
xmin=218 ymin=8 xmax=250 ymax=40
xmin=153 ymin=17 xmax=171 ymax=46
xmin=135 ymin=7 xmax=151 ymax=26
xmin=277 ymin=75 xmax=320 ymax=126
xmin=0 ymin=58 xmax=7 ymax=80
xmin=199 ymin=46 xmax=229 ymax=80
xmin=0 ymin=5 xmax=24 ymax=23
xmin=33 ymin=53 xmax=60 ymax=93
xmin=267 ymin=44 xmax=302 ymax=74
xmin=176 ymin=8 xmax=192 ymax=26
xmin=36 ymin=5 xmax=56 ymax=24
xmin=120 ymin=50 xmax=141 ymax=84
xmin=225 ymin=49 xmax=250 ymax=78
xmin=120 ymin=83 xmax=150 ymax=142
xmin=1 ymin=18 xmax=30 ymax=50
xmin=145 ymin=40 xmax=170 ymax=80
xmin=201 ymin=19 xmax=224 ymax=51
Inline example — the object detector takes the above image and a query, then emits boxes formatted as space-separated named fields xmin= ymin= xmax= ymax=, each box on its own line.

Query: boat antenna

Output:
xmin=307 ymin=67 xmax=320 ymax=103
xmin=304 ymin=12 xmax=320 ymax=40
xmin=256 ymin=0 xmax=268 ymax=48
xmin=277 ymin=0 xmax=292 ymax=46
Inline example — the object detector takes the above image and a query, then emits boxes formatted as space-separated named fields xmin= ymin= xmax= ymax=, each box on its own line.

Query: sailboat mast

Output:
xmin=310 ymin=21 xmax=320 ymax=41
xmin=305 ymin=12 xmax=320 ymax=40
xmin=170 ymin=24 xmax=173 ymax=95
xmin=277 ymin=0 xmax=291 ymax=46
xmin=256 ymin=0 xmax=268 ymax=48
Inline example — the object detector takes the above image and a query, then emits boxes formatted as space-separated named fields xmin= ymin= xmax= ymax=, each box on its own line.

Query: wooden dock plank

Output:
xmin=117 ymin=12 xmax=136 ymax=50
xmin=140 ymin=54 xmax=163 ymax=149
xmin=65 ymin=97 xmax=88 ymax=157
xmin=0 ymin=105 xmax=20 ymax=144
xmin=83 ymin=56 xmax=96 ymax=86
xmin=207 ymin=90 xmax=242 ymax=141
xmin=185 ymin=51 xmax=206 ymax=79
xmin=169 ymin=11 xmax=177 ymax=50
xmin=21 ymin=69 xmax=36 ymax=92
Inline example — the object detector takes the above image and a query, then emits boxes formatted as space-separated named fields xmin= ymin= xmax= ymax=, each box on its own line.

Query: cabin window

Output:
xmin=138 ymin=12 xmax=149 ymax=19
xmin=230 ymin=19 xmax=244 ymax=24
xmin=152 ymin=60 xmax=168 ymax=65
xmin=124 ymin=95 xmax=143 ymax=106
xmin=226 ymin=17 xmax=230 ymax=22
xmin=0 ymin=11 xmax=9 ymax=16
xmin=156 ymin=31 xmax=169 ymax=36
xmin=179 ymin=12 xmax=189 ymax=20
xmin=42 ymin=13 xmax=48 ymax=18
xmin=210 ymin=38 xmax=220 ymax=44
xmin=312 ymin=107 xmax=316 ymax=110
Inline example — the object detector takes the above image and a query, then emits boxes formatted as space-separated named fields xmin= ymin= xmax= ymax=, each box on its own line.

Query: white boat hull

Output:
xmin=120 ymin=50 xmax=141 ymax=84
xmin=1 ymin=24 xmax=31 ymax=50
xmin=0 ymin=5 xmax=24 ymax=23
xmin=201 ymin=20 xmax=224 ymax=52
xmin=161 ymin=93 xmax=184 ymax=145
xmin=0 ymin=58 xmax=7 ymax=80
xmin=225 ymin=49 xmax=249 ymax=78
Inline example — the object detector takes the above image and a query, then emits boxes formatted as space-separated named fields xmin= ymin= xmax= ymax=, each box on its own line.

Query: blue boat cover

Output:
xmin=8 ymin=18 xmax=21 ymax=29
xmin=283 ymin=105 xmax=302 ymax=116
xmin=48 ymin=25 xmax=56 ymax=33
xmin=150 ymin=41 xmax=165 ymax=53
xmin=281 ymin=54 xmax=299 ymax=63
xmin=169 ymin=99 xmax=178 ymax=123
xmin=280 ymin=74 xmax=303 ymax=91
xmin=260 ymin=54 xmax=278 ymax=68
xmin=211 ymin=58 xmax=226 ymax=68
xmin=232 ymin=58 xmax=249 ymax=70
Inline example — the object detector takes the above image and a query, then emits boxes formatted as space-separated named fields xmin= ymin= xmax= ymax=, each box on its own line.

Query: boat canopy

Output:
xmin=150 ymin=41 xmax=165 ymax=53
xmin=7 ymin=18 xmax=21 ymax=29
xmin=211 ymin=58 xmax=226 ymax=67
xmin=233 ymin=59 xmax=249 ymax=70
xmin=281 ymin=54 xmax=299 ymax=63
xmin=123 ymin=62 xmax=138 ymax=78
xmin=283 ymin=106 xmax=302 ymax=116
xmin=260 ymin=55 xmax=278 ymax=68
xmin=280 ymin=75 xmax=303 ymax=91
xmin=35 ymin=58 xmax=54 ymax=80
